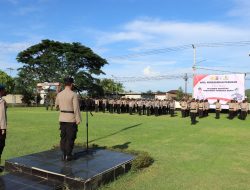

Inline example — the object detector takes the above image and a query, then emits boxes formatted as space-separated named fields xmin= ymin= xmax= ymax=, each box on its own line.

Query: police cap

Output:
xmin=63 ymin=77 xmax=74 ymax=84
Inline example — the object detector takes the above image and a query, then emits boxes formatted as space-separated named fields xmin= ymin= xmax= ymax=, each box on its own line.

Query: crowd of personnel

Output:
xmin=77 ymin=97 xmax=249 ymax=124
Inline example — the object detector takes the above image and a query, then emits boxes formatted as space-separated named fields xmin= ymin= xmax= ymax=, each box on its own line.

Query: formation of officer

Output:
xmin=89 ymin=98 xmax=176 ymax=117
xmin=84 ymin=97 xmax=249 ymax=121
xmin=227 ymin=99 xmax=249 ymax=120
xmin=55 ymin=77 xmax=82 ymax=161
xmin=0 ymin=85 xmax=7 ymax=172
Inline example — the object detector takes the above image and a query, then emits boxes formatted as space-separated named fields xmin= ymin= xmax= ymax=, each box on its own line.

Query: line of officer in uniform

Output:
xmin=91 ymin=98 xmax=176 ymax=117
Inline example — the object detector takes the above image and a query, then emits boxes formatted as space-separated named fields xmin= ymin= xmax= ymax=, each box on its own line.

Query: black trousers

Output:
xmin=60 ymin=122 xmax=78 ymax=156
xmin=240 ymin=111 xmax=247 ymax=120
xmin=95 ymin=104 xmax=99 ymax=112
xmin=170 ymin=108 xmax=174 ymax=117
xmin=143 ymin=106 xmax=146 ymax=115
xmin=138 ymin=106 xmax=142 ymax=115
xmin=228 ymin=110 xmax=233 ymax=119
xmin=181 ymin=109 xmax=186 ymax=118
xmin=0 ymin=130 xmax=6 ymax=157
xmin=198 ymin=109 xmax=203 ymax=118
xmin=102 ymin=104 xmax=106 ymax=113
xmin=215 ymin=110 xmax=220 ymax=119
xmin=117 ymin=105 xmax=121 ymax=114
xmin=146 ymin=107 xmax=150 ymax=116
xmin=154 ymin=107 xmax=159 ymax=116
xmin=129 ymin=107 xmax=133 ymax=115
xmin=190 ymin=112 xmax=197 ymax=124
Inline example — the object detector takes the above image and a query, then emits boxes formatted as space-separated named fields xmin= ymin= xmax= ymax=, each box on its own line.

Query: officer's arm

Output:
xmin=73 ymin=94 xmax=82 ymax=125
xmin=55 ymin=95 xmax=59 ymax=111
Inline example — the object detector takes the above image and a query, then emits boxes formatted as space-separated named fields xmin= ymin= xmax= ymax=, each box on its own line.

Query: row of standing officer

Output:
xmin=189 ymin=98 xmax=249 ymax=124
xmin=93 ymin=98 xmax=176 ymax=117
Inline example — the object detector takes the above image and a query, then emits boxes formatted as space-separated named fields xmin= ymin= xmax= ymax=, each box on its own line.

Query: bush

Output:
xmin=131 ymin=151 xmax=154 ymax=171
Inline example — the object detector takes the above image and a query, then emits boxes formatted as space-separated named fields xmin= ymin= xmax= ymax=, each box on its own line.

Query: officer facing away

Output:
xmin=0 ymin=85 xmax=7 ymax=172
xmin=55 ymin=77 xmax=82 ymax=161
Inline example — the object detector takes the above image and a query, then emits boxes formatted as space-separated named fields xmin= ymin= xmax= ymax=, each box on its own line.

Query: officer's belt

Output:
xmin=61 ymin=110 xmax=74 ymax=113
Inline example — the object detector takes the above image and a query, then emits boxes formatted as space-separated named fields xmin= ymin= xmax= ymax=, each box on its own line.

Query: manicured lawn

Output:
xmin=4 ymin=107 xmax=250 ymax=190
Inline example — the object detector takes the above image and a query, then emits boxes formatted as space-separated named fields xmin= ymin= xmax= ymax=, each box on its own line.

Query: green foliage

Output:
xmin=21 ymin=90 xmax=35 ymax=106
xmin=130 ymin=151 xmax=154 ymax=171
xmin=176 ymin=86 xmax=184 ymax=101
xmin=16 ymin=39 xmax=108 ymax=95
xmin=0 ymin=70 xmax=15 ymax=94
xmin=245 ymin=89 xmax=250 ymax=102
xmin=98 ymin=78 xmax=124 ymax=95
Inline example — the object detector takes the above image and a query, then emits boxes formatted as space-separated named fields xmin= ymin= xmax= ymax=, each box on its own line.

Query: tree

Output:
xmin=176 ymin=86 xmax=184 ymax=101
xmin=16 ymin=39 xmax=108 ymax=93
xmin=0 ymin=70 xmax=15 ymax=94
xmin=98 ymin=78 xmax=124 ymax=95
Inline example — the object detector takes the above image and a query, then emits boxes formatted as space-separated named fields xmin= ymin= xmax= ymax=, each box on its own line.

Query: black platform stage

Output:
xmin=3 ymin=148 xmax=135 ymax=190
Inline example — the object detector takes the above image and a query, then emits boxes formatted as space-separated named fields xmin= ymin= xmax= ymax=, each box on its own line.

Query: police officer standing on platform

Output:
xmin=55 ymin=77 xmax=82 ymax=161
xmin=0 ymin=85 xmax=7 ymax=172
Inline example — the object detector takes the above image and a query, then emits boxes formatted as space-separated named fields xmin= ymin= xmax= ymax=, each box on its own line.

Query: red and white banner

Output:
xmin=193 ymin=74 xmax=245 ymax=104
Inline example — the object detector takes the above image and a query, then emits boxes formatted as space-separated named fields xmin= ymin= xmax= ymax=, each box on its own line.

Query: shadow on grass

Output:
xmin=112 ymin=142 xmax=131 ymax=150
xmin=89 ymin=123 xmax=142 ymax=143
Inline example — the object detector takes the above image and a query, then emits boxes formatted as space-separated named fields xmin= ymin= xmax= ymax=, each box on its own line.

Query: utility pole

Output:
xmin=6 ymin=67 xmax=15 ymax=107
xmin=6 ymin=67 xmax=14 ymax=76
xmin=192 ymin=44 xmax=196 ymax=97
xmin=183 ymin=73 xmax=188 ymax=94
xmin=192 ymin=44 xmax=196 ymax=76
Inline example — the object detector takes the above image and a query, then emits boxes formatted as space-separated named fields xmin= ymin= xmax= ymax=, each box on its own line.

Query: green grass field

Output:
xmin=4 ymin=107 xmax=250 ymax=190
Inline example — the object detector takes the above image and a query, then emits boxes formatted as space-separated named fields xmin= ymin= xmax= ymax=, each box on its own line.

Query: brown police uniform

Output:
xmin=169 ymin=100 xmax=175 ymax=117
xmin=240 ymin=101 xmax=248 ymax=120
xmin=190 ymin=101 xmax=198 ymax=124
xmin=0 ymin=96 xmax=7 ymax=157
xmin=55 ymin=87 xmax=82 ymax=159
xmin=181 ymin=100 xmax=187 ymax=118
xmin=215 ymin=102 xmax=221 ymax=119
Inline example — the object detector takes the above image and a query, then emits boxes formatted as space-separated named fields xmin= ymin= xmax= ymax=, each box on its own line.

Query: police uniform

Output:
xmin=169 ymin=100 xmax=175 ymax=117
xmin=146 ymin=100 xmax=151 ymax=116
xmin=181 ymin=100 xmax=187 ymax=118
xmin=117 ymin=99 xmax=121 ymax=114
xmin=55 ymin=78 xmax=82 ymax=161
xmin=102 ymin=98 xmax=107 ymax=113
xmin=215 ymin=101 xmax=221 ymax=119
xmin=228 ymin=100 xmax=234 ymax=119
xmin=129 ymin=100 xmax=134 ymax=115
xmin=0 ymin=86 xmax=7 ymax=163
xmin=94 ymin=99 xmax=99 ymax=112
xmin=190 ymin=99 xmax=198 ymax=124
xmin=204 ymin=100 xmax=209 ymax=117
xmin=198 ymin=100 xmax=204 ymax=118
xmin=240 ymin=100 xmax=248 ymax=120
xmin=137 ymin=99 xmax=142 ymax=115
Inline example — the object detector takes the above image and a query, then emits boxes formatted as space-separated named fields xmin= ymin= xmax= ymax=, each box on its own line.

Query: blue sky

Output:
xmin=0 ymin=0 xmax=250 ymax=92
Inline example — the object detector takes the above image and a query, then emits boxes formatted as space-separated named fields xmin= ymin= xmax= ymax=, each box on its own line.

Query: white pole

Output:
xmin=192 ymin=44 xmax=196 ymax=97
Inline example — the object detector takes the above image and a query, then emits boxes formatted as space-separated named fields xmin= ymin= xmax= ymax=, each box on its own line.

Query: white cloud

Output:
xmin=143 ymin=66 xmax=159 ymax=76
